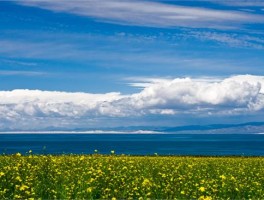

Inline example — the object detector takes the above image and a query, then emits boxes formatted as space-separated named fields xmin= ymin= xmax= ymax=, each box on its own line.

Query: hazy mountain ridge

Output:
xmin=1 ymin=122 xmax=264 ymax=134
xmin=162 ymin=122 xmax=264 ymax=134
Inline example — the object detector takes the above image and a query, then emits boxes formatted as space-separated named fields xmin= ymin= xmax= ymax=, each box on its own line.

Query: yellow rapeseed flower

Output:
xmin=15 ymin=176 xmax=22 ymax=182
xmin=25 ymin=191 xmax=30 ymax=195
xmin=86 ymin=187 xmax=92 ymax=193
xmin=199 ymin=195 xmax=212 ymax=200
xmin=20 ymin=184 xmax=29 ymax=191
xmin=220 ymin=175 xmax=226 ymax=180
xmin=142 ymin=178 xmax=151 ymax=187
xmin=199 ymin=187 xmax=205 ymax=192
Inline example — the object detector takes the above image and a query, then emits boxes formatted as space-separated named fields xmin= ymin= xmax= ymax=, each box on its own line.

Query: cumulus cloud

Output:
xmin=0 ymin=90 xmax=123 ymax=118
xmin=0 ymin=75 xmax=264 ymax=129
xmin=127 ymin=75 xmax=264 ymax=112
xmin=16 ymin=0 xmax=264 ymax=29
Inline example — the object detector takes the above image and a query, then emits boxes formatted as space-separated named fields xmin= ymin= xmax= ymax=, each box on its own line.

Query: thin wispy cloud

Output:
xmin=211 ymin=0 xmax=264 ymax=7
xmin=1 ymin=30 xmax=262 ymax=78
xmin=0 ymin=39 xmax=87 ymax=60
xmin=15 ymin=0 xmax=264 ymax=29
xmin=0 ymin=70 xmax=46 ymax=76
xmin=1 ymin=59 xmax=38 ymax=67
xmin=187 ymin=31 xmax=264 ymax=49
xmin=0 ymin=38 xmax=185 ymax=67
xmin=126 ymin=76 xmax=226 ymax=89
xmin=126 ymin=77 xmax=173 ymax=89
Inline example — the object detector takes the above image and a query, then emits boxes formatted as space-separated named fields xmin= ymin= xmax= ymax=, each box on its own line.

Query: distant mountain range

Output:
xmin=160 ymin=122 xmax=264 ymax=134
xmin=107 ymin=121 xmax=264 ymax=134
xmin=1 ymin=122 xmax=264 ymax=134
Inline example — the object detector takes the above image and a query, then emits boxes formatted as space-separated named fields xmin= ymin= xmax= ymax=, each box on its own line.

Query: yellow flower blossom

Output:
xmin=15 ymin=153 xmax=21 ymax=157
xmin=199 ymin=195 xmax=212 ymax=200
xmin=14 ymin=194 xmax=22 ymax=199
xmin=199 ymin=187 xmax=205 ymax=192
xmin=220 ymin=175 xmax=226 ymax=180
xmin=19 ymin=184 xmax=29 ymax=191
xmin=86 ymin=187 xmax=92 ymax=193
xmin=0 ymin=172 xmax=4 ymax=177
xmin=15 ymin=176 xmax=22 ymax=182
xmin=142 ymin=178 xmax=151 ymax=187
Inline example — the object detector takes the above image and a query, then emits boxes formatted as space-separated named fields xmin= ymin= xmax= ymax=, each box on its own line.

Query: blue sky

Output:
xmin=0 ymin=0 xmax=264 ymax=130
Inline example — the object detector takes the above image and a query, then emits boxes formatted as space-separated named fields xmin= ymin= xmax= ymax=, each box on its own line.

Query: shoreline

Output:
xmin=0 ymin=130 xmax=163 ymax=134
xmin=0 ymin=131 xmax=263 ymax=134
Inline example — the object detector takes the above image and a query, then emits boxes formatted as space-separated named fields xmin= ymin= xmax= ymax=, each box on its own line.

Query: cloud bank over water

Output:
xmin=0 ymin=75 xmax=264 ymax=129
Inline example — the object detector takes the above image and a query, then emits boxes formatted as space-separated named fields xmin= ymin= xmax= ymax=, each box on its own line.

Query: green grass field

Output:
xmin=0 ymin=153 xmax=264 ymax=199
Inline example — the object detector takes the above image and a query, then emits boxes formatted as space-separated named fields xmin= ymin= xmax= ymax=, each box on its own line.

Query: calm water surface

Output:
xmin=0 ymin=133 xmax=264 ymax=156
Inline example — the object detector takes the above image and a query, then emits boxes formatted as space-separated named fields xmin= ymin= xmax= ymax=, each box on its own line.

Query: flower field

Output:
xmin=0 ymin=153 xmax=264 ymax=199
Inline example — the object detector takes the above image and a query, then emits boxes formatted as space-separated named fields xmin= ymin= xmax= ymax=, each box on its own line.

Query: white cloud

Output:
xmin=0 ymin=70 xmax=45 ymax=76
xmin=0 ymin=39 xmax=88 ymax=60
xmin=212 ymin=0 xmax=264 ymax=7
xmin=0 ymin=37 xmax=187 ymax=64
xmin=16 ymin=0 xmax=264 ymax=29
xmin=126 ymin=75 xmax=264 ymax=111
xmin=1 ymin=59 xmax=38 ymax=67
xmin=0 ymin=75 xmax=264 ymax=129
xmin=185 ymin=31 xmax=264 ymax=49
xmin=0 ymin=89 xmax=123 ymax=117
xmin=125 ymin=76 xmax=173 ymax=88
xmin=0 ymin=37 xmax=240 ymax=74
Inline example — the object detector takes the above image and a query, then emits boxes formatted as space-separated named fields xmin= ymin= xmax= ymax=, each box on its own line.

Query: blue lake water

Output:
xmin=0 ymin=133 xmax=264 ymax=156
